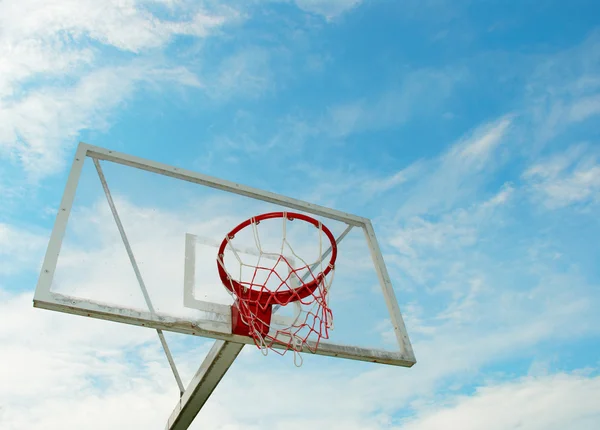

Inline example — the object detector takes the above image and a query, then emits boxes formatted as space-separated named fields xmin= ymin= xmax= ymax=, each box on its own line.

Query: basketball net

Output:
xmin=217 ymin=212 xmax=336 ymax=366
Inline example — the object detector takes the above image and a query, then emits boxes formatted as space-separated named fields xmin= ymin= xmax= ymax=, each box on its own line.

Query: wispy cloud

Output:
xmin=382 ymin=181 xmax=514 ymax=290
xmin=205 ymin=47 xmax=274 ymax=101
xmin=0 ymin=223 xmax=47 ymax=276
xmin=361 ymin=161 xmax=425 ymax=196
xmin=0 ymin=64 xmax=201 ymax=180
xmin=523 ymin=144 xmax=600 ymax=210
xmin=390 ymin=183 xmax=514 ymax=260
xmin=390 ymin=116 xmax=512 ymax=218
xmin=293 ymin=0 xmax=363 ymax=20
xmin=525 ymin=31 xmax=600 ymax=147
xmin=322 ymin=67 xmax=465 ymax=138
xmin=270 ymin=115 xmax=512 ymax=216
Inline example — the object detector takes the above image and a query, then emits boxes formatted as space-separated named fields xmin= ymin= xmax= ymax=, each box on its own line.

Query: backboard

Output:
xmin=33 ymin=142 xmax=415 ymax=426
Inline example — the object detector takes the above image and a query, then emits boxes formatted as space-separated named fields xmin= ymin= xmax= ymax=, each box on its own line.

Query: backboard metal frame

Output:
xmin=33 ymin=142 xmax=416 ymax=368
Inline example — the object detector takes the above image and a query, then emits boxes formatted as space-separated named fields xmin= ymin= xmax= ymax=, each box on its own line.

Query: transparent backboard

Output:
xmin=33 ymin=143 xmax=416 ymax=367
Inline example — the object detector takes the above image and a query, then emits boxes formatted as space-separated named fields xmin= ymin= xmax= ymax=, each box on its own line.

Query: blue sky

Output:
xmin=1 ymin=0 xmax=600 ymax=428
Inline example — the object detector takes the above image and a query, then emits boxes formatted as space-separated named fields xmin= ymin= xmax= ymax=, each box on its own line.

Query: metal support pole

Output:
xmin=165 ymin=340 xmax=243 ymax=430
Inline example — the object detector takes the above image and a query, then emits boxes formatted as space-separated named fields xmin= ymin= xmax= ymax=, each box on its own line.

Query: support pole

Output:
xmin=165 ymin=341 xmax=243 ymax=430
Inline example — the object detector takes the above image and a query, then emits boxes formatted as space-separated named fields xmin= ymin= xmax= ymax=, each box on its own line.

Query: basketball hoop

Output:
xmin=217 ymin=212 xmax=337 ymax=365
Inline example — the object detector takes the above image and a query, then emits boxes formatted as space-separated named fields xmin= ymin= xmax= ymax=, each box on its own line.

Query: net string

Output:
xmin=218 ymin=213 xmax=335 ymax=366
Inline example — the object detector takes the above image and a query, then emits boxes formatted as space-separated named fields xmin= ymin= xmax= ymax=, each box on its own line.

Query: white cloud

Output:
xmin=0 ymin=0 xmax=233 ymax=183
xmin=383 ymin=269 xmax=600 ymax=415
xmin=568 ymin=94 xmax=600 ymax=122
xmin=323 ymin=67 xmax=465 ymax=138
xmin=523 ymin=144 xmax=600 ymax=209
xmin=375 ymin=132 xmax=598 ymax=379
xmin=0 ymin=64 xmax=201 ymax=180
xmin=207 ymin=47 xmax=273 ymax=101
xmin=274 ymin=114 xmax=511 ymax=215
xmin=0 ymin=0 xmax=228 ymax=96
xmin=0 ymin=38 xmax=94 ymax=99
xmin=401 ymin=373 xmax=600 ymax=430
xmin=390 ymin=182 xmax=514 ymax=260
xmin=275 ymin=116 xmax=511 ymax=219
xmin=294 ymin=0 xmax=362 ymax=20
xmin=393 ymin=116 xmax=512 ymax=218
xmin=526 ymin=31 xmax=600 ymax=146
xmin=0 ymin=223 xmax=47 ymax=275
xmin=0 ymin=290 xmax=212 ymax=430
xmin=361 ymin=161 xmax=425 ymax=195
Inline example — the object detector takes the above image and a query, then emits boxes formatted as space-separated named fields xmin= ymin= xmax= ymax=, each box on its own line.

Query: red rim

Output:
xmin=217 ymin=212 xmax=337 ymax=304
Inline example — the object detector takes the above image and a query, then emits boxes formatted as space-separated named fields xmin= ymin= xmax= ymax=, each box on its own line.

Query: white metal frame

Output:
xmin=33 ymin=142 xmax=416 ymax=428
